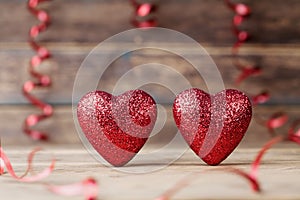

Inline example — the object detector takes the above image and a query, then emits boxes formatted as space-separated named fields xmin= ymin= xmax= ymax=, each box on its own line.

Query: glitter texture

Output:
xmin=173 ymin=88 xmax=252 ymax=165
xmin=77 ymin=90 xmax=157 ymax=167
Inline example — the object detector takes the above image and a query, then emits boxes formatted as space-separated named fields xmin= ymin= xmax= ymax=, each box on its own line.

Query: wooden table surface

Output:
xmin=1 ymin=0 xmax=300 ymax=199
xmin=1 ymin=106 xmax=300 ymax=199
xmin=1 ymin=143 xmax=300 ymax=200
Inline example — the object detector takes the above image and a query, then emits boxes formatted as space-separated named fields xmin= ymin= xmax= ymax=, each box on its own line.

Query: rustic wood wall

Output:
xmin=0 ymin=0 xmax=299 ymax=145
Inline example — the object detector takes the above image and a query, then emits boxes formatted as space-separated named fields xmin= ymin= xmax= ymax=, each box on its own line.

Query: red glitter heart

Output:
xmin=77 ymin=90 xmax=157 ymax=167
xmin=173 ymin=89 xmax=252 ymax=165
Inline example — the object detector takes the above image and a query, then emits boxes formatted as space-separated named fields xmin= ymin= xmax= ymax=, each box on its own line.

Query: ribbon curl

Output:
xmin=154 ymin=135 xmax=289 ymax=200
xmin=23 ymin=0 xmax=53 ymax=141
xmin=0 ymin=147 xmax=55 ymax=182
xmin=47 ymin=178 xmax=99 ymax=200
xmin=224 ymin=0 xmax=291 ymax=132
xmin=0 ymin=145 xmax=99 ymax=199
xmin=288 ymin=119 xmax=300 ymax=144
xmin=130 ymin=0 xmax=158 ymax=28
xmin=224 ymin=0 xmax=262 ymax=85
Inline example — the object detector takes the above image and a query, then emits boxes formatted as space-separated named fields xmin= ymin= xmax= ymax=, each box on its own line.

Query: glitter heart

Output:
xmin=173 ymin=89 xmax=252 ymax=165
xmin=77 ymin=90 xmax=157 ymax=167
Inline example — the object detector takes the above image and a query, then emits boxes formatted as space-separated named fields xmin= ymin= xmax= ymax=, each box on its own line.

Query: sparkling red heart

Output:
xmin=77 ymin=90 xmax=157 ymax=167
xmin=173 ymin=89 xmax=252 ymax=165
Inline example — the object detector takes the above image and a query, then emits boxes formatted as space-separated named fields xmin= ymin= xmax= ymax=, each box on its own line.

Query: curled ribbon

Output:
xmin=23 ymin=0 xmax=53 ymax=140
xmin=266 ymin=112 xmax=289 ymax=135
xmin=221 ymin=136 xmax=285 ymax=193
xmin=47 ymin=178 xmax=99 ymax=200
xmin=130 ymin=0 xmax=158 ymax=28
xmin=224 ymin=0 xmax=290 ymax=133
xmin=220 ymin=3 xmax=299 ymax=192
xmin=154 ymin=135 xmax=288 ymax=199
xmin=288 ymin=119 xmax=300 ymax=144
xmin=0 ymin=145 xmax=99 ymax=199
xmin=224 ymin=0 xmax=262 ymax=85
xmin=252 ymin=91 xmax=270 ymax=105
xmin=0 ymin=147 xmax=55 ymax=182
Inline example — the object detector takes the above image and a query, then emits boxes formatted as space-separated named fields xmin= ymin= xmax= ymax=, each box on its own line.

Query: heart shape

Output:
xmin=77 ymin=90 xmax=157 ymax=166
xmin=173 ymin=89 xmax=252 ymax=165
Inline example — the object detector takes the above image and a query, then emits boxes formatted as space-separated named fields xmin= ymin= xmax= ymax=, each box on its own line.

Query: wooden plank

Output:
xmin=0 ymin=44 xmax=299 ymax=104
xmin=0 ymin=0 xmax=299 ymax=44
xmin=1 ymin=1 xmax=300 ymax=198
xmin=1 ymin=145 xmax=300 ymax=199
xmin=1 ymin=105 xmax=300 ymax=145
xmin=0 ymin=105 xmax=80 ymax=144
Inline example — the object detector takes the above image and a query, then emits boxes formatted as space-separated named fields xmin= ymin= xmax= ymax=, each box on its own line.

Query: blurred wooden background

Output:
xmin=0 ymin=0 xmax=299 ymax=145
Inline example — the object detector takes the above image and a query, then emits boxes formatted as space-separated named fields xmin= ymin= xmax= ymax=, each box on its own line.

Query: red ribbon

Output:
xmin=130 ymin=0 xmax=158 ymax=28
xmin=154 ymin=135 xmax=291 ymax=199
xmin=0 ymin=147 xmax=55 ymax=182
xmin=266 ymin=112 xmax=289 ymax=134
xmin=252 ymin=91 xmax=270 ymax=105
xmin=248 ymin=136 xmax=283 ymax=182
xmin=47 ymin=178 xmax=99 ymax=200
xmin=288 ymin=119 xmax=300 ymax=144
xmin=235 ymin=66 xmax=262 ymax=85
xmin=224 ymin=0 xmax=261 ymax=85
xmin=0 ymin=145 xmax=99 ymax=199
xmin=23 ymin=0 xmax=53 ymax=141
xmin=224 ymin=0 xmax=292 ymax=136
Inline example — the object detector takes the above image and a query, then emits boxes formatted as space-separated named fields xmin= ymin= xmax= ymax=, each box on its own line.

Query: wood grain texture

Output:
xmin=1 ymin=105 xmax=299 ymax=145
xmin=0 ymin=0 xmax=299 ymax=105
xmin=1 ymin=1 xmax=299 ymax=199
xmin=1 ymin=145 xmax=300 ymax=199
xmin=0 ymin=0 xmax=299 ymax=44
xmin=0 ymin=44 xmax=299 ymax=104
xmin=0 ymin=1 xmax=299 ymax=142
